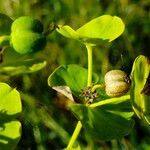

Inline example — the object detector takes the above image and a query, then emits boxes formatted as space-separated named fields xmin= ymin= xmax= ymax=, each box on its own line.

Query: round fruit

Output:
xmin=104 ymin=70 xmax=130 ymax=97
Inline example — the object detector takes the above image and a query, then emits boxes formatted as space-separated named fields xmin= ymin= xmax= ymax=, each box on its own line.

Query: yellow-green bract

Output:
xmin=10 ymin=16 xmax=46 ymax=54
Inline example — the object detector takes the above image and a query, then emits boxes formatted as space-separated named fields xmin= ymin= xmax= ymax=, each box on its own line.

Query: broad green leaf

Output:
xmin=130 ymin=55 xmax=150 ymax=124
xmin=48 ymin=64 xmax=99 ymax=102
xmin=77 ymin=15 xmax=124 ymax=42
xmin=70 ymin=98 xmax=134 ymax=140
xmin=0 ymin=83 xmax=22 ymax=116
xmin=0 ymin=82 xmax=22 ymax=150
xmin=0 ymin=121 xmax=21 ymax=150
xmin=57 ymin=15 xmax=125 ymax=45
xmin=56 ymin=25 xmax=79 ymax=40
xmin=0 ymin=13 xmax=13 ymax=36
xmin=0 ymin=59 xmax=46 ymax=76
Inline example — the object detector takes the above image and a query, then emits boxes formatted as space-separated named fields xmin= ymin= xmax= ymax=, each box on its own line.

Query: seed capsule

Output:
xmin=104 ymin=70 xmax=130 ymax=97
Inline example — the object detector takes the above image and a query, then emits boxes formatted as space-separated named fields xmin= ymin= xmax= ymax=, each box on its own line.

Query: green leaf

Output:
xmin=130 ymin=55 xmax=150 ymax=124
xmin=0 ymin=121 xmax=21 ymax=150
xmin=0 ymin=59 xmax=46 ymax=76
xmin=0 ymin=82 xmax=22 ymax=150
xmin=70 ymin=98 xmax=134 ymax=140
xmin=0 ymin=13 xmax=13 ymax=36
xmin=56 ymin=25 xmax=79 ymax=40
xmin=0 ymin=83 xmax=22 ymax=116
xmin=77 ymin=15 xmax=124 ymax=42
xmin=57 ymin=15 xmax=125 ymax=45
xmin=69 ymin=96 xmax=134 ymax=140
xmin=48 ymin=64 xmax=99 ymax=102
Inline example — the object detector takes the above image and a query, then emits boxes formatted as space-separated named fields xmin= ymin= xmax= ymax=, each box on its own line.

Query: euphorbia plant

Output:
xmin=0 ymin=12 xmax=149 ymax=149
xmin=48 ymin=15 xmax=135 ymax=149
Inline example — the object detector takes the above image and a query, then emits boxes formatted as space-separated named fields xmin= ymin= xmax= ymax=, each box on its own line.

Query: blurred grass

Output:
xmin=0 ymin=0 xmax=150 ymax=149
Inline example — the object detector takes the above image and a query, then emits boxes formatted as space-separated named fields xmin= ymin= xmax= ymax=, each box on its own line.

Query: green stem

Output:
xmin=66 ymin=44 xmax=93 ymax=149
xmin=66 ymin=121 xmax=82 ymax=149
xmin=43 ymin=23 xmax=57 ymax=36
xmin=89 ymin=95 xmax=130 ymax=108
xmin=91 ymin=84 xmax=105 ymax=93
xmin=86 ymin=44 xmax=93 ymax=86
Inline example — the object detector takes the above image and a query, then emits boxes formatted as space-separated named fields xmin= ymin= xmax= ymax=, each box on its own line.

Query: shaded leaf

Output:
xmin=70 ymin=98 xmax=134 ymax=140
xmin=0 ymin=59 xmax=46 ymax=76
xmin=48 ymin=64 xmax=99 ymax=102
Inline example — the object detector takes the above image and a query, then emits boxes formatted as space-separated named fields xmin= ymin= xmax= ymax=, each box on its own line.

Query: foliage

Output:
xmin=11 ymin=16 xmax=46 ymax=54
xmin=0 ymin=0 xmax=149 ymax=150
xmin=0 ymin=11 xmax=47 ymax=150
xmin=48 ymin=64 xmax=99 ymax=101
xmin=57 ymin=15 xmax=124 ymax=44
xmin=0 ymin=82 xmax=21 ymax=150
xmin=130 ymin=55 xmax=150 ymax=124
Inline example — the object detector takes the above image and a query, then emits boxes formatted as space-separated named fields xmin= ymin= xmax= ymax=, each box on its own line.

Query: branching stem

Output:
xmin=91 ymin=84 xmax=105 ymax=93
xmin=90 ymin=95 xmax=130 ymax=108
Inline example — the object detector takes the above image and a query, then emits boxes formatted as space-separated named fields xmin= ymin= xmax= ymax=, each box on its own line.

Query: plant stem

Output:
xmin=86 ymin=44 xmax=93 ymax=86
xmin=91 ymin=84 xmax=105 ymax=93
xmin=89 ymin=95 xmax=130 ymax=108
xmin=43 ymin=23 xmax=57 ymax=36
xmin=66 ymin=121 xmax=82 ymax=149
xmin=66 ymin=44 xmax=93 ymax=149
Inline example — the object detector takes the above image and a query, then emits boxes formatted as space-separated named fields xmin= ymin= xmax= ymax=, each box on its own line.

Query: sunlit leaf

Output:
xmin=56 ymin=25 xmax=79 ymax=40
xmin=57 ymin=15 xmax=125 ymax=45
xmin=77 ymin=15 xmax=124 ymax=42
xmin=0 ymin=82 xmax=22 ymax=150
xmin=130 ymin=55 xmax=150 ymax=124
xmin=0 ymin=121 xmax=21 ymax=150
xmin=0 ymin=83 xmax=22 ymax=116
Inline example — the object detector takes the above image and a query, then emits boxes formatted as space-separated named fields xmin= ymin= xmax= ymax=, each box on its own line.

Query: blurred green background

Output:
xmin=0 ymin=0 xmax=150 ymax=149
